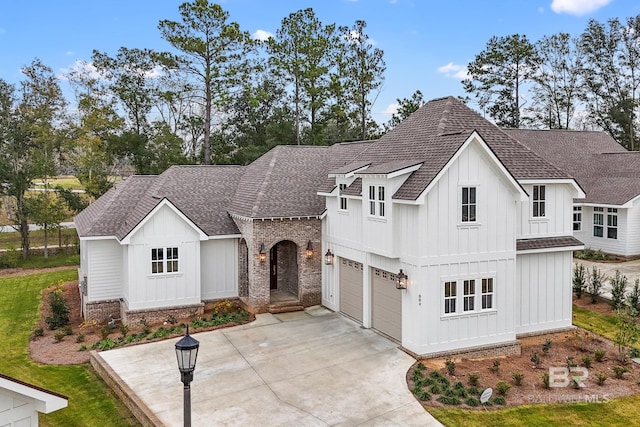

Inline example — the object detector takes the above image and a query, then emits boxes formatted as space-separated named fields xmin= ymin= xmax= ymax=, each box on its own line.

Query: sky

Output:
xmin=1 ymin=0 xmax=639 ymax=122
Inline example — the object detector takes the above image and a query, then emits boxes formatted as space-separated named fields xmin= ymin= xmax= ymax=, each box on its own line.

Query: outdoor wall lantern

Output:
xmin=306 ymin=240 xmax=314 ymax=259
xmin=324 ymin=249 xmax=334 ymax=265
xmin=258 ymin=243 xmax=267 ymax=263
xmin=396 ymin=269 xmax=408 ymax=290
xmin=175 ymin=326 xmax=200 ymax=427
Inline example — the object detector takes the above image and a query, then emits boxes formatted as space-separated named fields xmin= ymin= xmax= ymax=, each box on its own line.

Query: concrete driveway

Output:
xmin=95 ymin=307 xmax=441 ymax=426
xmin=575 ymin=258 xmax=640 ymax=299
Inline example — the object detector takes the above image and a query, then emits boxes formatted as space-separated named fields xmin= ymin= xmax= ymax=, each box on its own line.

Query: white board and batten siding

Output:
xmin=86 ymin=239 xmax=122 ymax=302
xmin=626 ymin=204 xmax=640 ymax=256
xmin=517 ymin=183 xmax=575 ymax=239
xmin=126 ymin=204 xmax=201 ymax=310
xmin=201 ymin=239 xmax=239 ymax=300
xmin=575 ymin=205 xmax=629 ymax=257
xmin=515 ymin=251 xmax=573 ymax=334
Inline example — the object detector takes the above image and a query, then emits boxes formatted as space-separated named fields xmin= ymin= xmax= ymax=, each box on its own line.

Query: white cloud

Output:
xmin=252 ymin=29 xmax=273 ymax=41
xmin=550 ymin=0 xmax=612 ymax=16
xmin=57 ymin=59 xmax=102 ymax=82
xmin=380 ymin=102 xmax=399 ymax=116
xmin=437 ymin=62 xmax=469 ymax=79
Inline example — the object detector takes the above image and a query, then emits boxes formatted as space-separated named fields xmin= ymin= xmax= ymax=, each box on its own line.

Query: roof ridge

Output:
xmin=436 ymin=97 xmax=454 ymax=136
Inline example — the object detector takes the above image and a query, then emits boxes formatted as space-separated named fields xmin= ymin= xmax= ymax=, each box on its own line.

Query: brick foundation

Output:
xmin=121 ymin=302 xmax=205 ymax=326
xmin=406 ymin=340 xmax=522 ymax=360
xmin=84 ymin=300 xmax=122 ymax=324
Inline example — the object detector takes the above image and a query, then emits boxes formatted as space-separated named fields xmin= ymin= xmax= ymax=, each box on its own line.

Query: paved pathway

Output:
xmin=97 ymin=308 xmax=442 ymax=426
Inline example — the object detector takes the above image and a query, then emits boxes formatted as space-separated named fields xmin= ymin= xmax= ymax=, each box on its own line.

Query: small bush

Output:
xmin=465 ymin=396 xmax=480 ymax=407
xmin=61 ymin=325 xmax=73 ymax=336
xmin=595 ymin=372 xmax=607 ymax=386
xmin=490 ymin=359 xmax=501 ymax=372
xmin=468 ymin=373 xmax=479 ymax=387
xmin=629 ymin=348 xmax=640 ymax=359
xmin=467 ymin=386 xmax=482 ymax=396
xmin=613 ymin=365 xmax=630 ymax=379
xmin=415 ymin=361 xmax=425 ymax=371
xmin=573 ymin=263 xmax=587 ymax=298
xmin=411 ymin=369 xmax=424 ymax=383
xmin=627 ymin=279 xmax=640 ymax=314
xmin=54 ymin=330 xmax=66 ymax=342
xmin=416 ymin=389 xmax=431 ymax=401
xmin=530 ymin=352 xmax=542 ymax=368
xmin=78 ymin=344 xmax=87 ymax=351
xmin=166 ymin=314 xmax=178 ymax=325
xmin=511 ymin=372 xmax=524 ymax=386
xmin=445 ymin=358 xmax=456 ymax=376
xmin=436 ymin=395 xmax=461 ymax=405
xmin=582 ymin=354 xmax=593 ymax=369
xmin=75 ymin=333 xmax=85 ymax=343
xmin=493 ymin=396 xmax=507 ymax=406
xmin=566 ymin=356 xmax=577 ymax=369
xmin=118 ymin=323 xmax=129 ymax=337
xmin=45 ymin=285 xmax=70 ymax=329
xmin=542 ymin=372 xmax=550 ymax=389
xmin=594 ymin=349 xmax=606 ymax=362
xmin=429 ymin=384 xmax=442 ymax=394
xmin=100 ymin=325 xmax=112 ymax=340
xmin=496 ymin=381 xmax=511 ymax=396
xmin=611 ymin=270 xmax=629 ymax=310
xmin=588 ymin=266 xmax=606 ymax=304
xmin=33 ymin=328 xmax=44 ymax=337
xmin=542 ymin=338 xmax=553 ymax=354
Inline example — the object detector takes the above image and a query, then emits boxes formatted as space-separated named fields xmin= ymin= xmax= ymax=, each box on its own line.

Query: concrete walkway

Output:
xmin=96 ymin=307 xmax=442 ymax=426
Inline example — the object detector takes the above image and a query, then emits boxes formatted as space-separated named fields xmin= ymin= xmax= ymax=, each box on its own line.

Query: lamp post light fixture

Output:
xmin=306 ymin=240 xmax=314 ymax=259
xmin=175 ymin=326 xmax=200 ymax=427
xmin=396 ymin=269 xmax=408 ymax=290
xmin=324 ymin=249 xmax=334 ymax=265
xmin=258 ymin=243 xmax=267 ymax=263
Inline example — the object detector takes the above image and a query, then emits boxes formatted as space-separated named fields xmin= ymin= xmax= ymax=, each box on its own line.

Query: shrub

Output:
xmin=54 ymin=330 xmax=66 ymax=342
xmin=445 ymin=358 xmax=456 ymax=375
xmin=118 ymin=323 xmax=129 ymax=337
xmin=416 ymin=389 xmax=431 ymax=401
xmin=467 ymin=386 xmax=482 ymax=396
xmin=614 ymin=306 xmax=640 ymax=362
xmin=496 ymin=381 xmax=511 ymax=396
xmin=611 ymin=270 xmax=629 ymax=310
xmin=542 ymin=372 xmax=550 ymax=389
xmin=429 ymin=384 xmax=442 ymax=394
xmin=566 ymin=356 xmax=577 ymax=369
xmin=411 ymin=369 xmax=424 ymax=383
xmin=629 ymin=347 xmax=640 ymax=359
xmin=33 ymin=328 xmax=44 ymax=337
xmin=490 ymin=359 xmax=501 ymax=372
xmin=581 ymin=354 xmax=593 ymax=369
xmin=542 ymin=338 xmax=553 ymax=354
xmin=493 ymin=396 xmax=507 ymax=406
xmin=588 ymin=266 xmax=606 ymax=303
xmin=595 ymin=372 xmax=607 ymax=386
xmin=511 ymin=372 xmax=524 ymax=386
xmin=468 ymin=373 xmax=479 ymax=387
xmin=594 ymin=349 xmax=606 ymax=362
xmin=100 ymin=325 xmax=112 ymax=340
xmin=166 ymin=314 xmax=178 ymax=325
xmin=530 ymin=352 xmax=542 ymax=368
xmin=613 ymin=365 xmax=630 ymax=379
xmin=573 ymin=263 xmax=587 ymax=298
xmin=75 ymin=333 xmax=85 ymax=343
xmin=61 ymin=325 xmax=73 ymax=336
xmin=415 ymin=361 xmax=425 ymax=371
xmin=78 ymin=344 xmax=87 ymax=351
xmin=465 ymin=396 xmax=480 ymax=407
xmin=627 ymin=279 xmax=640 ymax=314
xmin=436 ymin=395 xmax=461 ymax=405
xmin=45 ymin=285 xmax=70 ymax=329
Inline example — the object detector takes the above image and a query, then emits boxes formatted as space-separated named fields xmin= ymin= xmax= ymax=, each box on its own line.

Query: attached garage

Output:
xmin=339 ymin=258 xmax=363 ymax=322
xmin=371 ymin=268 xmax=402 ymax=341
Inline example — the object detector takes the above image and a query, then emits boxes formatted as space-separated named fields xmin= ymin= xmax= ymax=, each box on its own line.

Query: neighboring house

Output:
xmin=0 ymin=374 xmax=68 ymax=426
xmin=75 ymin=96 xmax=584 ymax=357
xmin=505 ymin=129 xmax=640 ymax=258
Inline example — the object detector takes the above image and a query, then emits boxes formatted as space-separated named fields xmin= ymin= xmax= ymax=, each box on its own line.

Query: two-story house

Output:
xmin=75 ymin=96 xmax=583 ymax=357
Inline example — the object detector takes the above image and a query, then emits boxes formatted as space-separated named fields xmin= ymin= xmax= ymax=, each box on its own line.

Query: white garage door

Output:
xmin=340 ymin=258 xmax=363 ymax=322
xmin=371 ymin=268 xmax=402 ymax=341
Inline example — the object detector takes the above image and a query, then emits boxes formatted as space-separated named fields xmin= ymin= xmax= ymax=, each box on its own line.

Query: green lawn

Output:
xmin=0 ymin=269 xmax=139 ymax=426
xmin=427 ymin=304 xmax=640 ymax=426
xmin=0 ymin=228 xmax=78 ymax=251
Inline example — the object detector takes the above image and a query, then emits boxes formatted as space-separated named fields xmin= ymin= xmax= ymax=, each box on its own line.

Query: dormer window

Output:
xmin=339 ymin=183 xmax=347 ymax=211
xmin=369 ymin=185 xmax=385 ymax=217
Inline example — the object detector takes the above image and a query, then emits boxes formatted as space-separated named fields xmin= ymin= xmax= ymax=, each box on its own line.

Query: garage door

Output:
xmin=372 ymin=268 xmax=402 ymax=341
xmin=340 ymin=258 xmax=363 ymax=322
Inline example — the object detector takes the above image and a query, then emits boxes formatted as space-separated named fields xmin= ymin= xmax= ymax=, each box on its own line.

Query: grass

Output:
xmin=0 ymin=269 xmax=139 ymax=426
xmin=427 ymin=305 xmax=640 ymax=426
xmin=0 ymin=228 xmax=78 ymax=251
xmin=33 ymin=176 xmax=84 ymax=190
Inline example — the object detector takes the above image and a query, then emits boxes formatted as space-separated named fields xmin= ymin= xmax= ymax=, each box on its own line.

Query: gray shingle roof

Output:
xmin=516 ymin=236 xmax=583 ymax=251
xmin=75 ymin=166 xmax=245 ymax=239
xmin=504 ymin=129 xmax=638 ymax=205
xmin=338 ymin=97 xmax=571 ymax=201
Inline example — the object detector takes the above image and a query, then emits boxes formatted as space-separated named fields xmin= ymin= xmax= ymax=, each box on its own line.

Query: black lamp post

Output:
xmin=175 ymin=326 xmax=200 ymax=427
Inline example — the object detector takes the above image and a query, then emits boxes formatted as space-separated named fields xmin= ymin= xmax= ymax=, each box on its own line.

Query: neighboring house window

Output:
xmin=482 ymin=278 xmax=494 ymax=309
xmin=607 ymin=208 xmax=618 ymax=240
xmin=368 ymin=185 xmax=385 ymax=217
xmin=593 ymin=207 xmax=604 ymax=237
xmin=532 ymin=185 xmax=545 ymax=217
xmin=151 ymin=247 xmax=179 ymax=274
xmin=573 ymin=206 xmax=582 ymax=231
xmin=339 ymin=184 xmax=347 ymax=210
xmin=444 ymin=281 xmax=457 ymax=314
xmin=461 ymin=187 xmax=476 ymax=222
xmin=463 ymin=279 xmax=475 ymax=312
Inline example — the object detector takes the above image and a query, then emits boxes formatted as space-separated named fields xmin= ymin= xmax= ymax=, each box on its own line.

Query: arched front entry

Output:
xmin=269 ymin=240 xmax=299 ymax=299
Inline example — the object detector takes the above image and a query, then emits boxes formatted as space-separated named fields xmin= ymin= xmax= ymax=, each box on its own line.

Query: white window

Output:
xmin=151 ymin=247 xmax=179 ymax=274
xmin=532 ymin=185 xmax=545 ymax=217
xmin=444 ymin=281 xmax=456 ymax=314
xmin=461 ymin=187 xmax=476 ymax=222
xmin=593 ymin=207 xmax=604 ymax=238
xmin=482 ymin=278 xmax=494 ymax=309
xmin=463 ymin=279 xmax=475 ymax=312
xmin=339 ymin=183 xmax=347 ymax=210
xmin=368 ymin=185 xmax=385 ymax=217
xmin=607 ymin=208 xmax=618 ymax=239
xmin=573 ymin=206 xmax=582 ymax=231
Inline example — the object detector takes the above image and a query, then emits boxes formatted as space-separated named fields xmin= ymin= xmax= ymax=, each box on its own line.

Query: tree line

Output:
xmin=464 ymin=16 xmax=640 ymax=151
